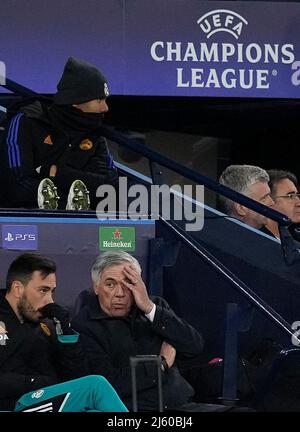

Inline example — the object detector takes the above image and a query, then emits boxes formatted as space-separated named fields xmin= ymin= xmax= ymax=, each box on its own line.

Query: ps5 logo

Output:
xmin=5 ymin=232 xmax=36 ymax=241
xmin=197 ymin=9 xmax=248 ymax=40
xmin=2 ymin=225 xmax=38 ymax=250
xmin=4 ymin=232 xmax=14 ymax=242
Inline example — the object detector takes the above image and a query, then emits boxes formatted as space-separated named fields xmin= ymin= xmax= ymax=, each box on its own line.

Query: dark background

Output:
xmin=2 ymin=94 xmax=300 ymax=193
xmin=106 ymin=95 xmax=300 ymax=181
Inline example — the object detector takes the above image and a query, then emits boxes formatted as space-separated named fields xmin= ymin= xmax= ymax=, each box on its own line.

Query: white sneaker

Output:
xmin=37 ymin=178 xmax=60 ymax=210
xmin=66 ymin=180 xmax=90 ymax=211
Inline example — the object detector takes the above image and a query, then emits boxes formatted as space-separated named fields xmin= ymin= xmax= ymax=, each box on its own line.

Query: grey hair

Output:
xmin=91 ymin=251 xmax=141 ymax=284
xmin=219 ymin=164 xmax=269 ymax=214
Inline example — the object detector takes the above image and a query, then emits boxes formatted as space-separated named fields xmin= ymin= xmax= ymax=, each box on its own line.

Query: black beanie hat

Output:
xmin=53 ymin=57 xmax=110 ymax=105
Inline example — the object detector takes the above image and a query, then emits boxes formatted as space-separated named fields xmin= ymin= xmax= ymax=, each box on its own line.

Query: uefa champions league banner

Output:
xmin=0 ymin=0 xmax=300 ymax=98
xmin=125 ymin=0 xmax=300 ymax=98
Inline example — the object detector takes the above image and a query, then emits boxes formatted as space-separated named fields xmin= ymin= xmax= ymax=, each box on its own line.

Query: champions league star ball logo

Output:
xmin=197 ymin=9 xmax=248 ymax=40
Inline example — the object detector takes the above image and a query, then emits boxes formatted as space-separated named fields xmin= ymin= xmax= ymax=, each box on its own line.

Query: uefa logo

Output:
xmin=197 ymin=9 xmax=248 ymax=40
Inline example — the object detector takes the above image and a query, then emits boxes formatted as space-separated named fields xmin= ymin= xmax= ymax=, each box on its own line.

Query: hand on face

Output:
xmin=121 ymin=264 xmax=154 ymax=314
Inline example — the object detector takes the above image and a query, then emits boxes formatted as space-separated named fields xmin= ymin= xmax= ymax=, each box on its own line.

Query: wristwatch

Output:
xmin=160 ymin=355 xmax=169 ymax=373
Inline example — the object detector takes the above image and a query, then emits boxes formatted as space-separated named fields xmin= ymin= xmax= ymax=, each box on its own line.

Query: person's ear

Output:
xmin=93 ymin=281 xmax=99 ymax=295
xmin=234 ymin=202 xmax=247 ymax=217
xmin=11 ymin=281 xmax=24 ymax=299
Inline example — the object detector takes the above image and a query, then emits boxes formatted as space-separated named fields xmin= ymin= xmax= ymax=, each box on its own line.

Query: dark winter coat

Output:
xmin=0 ymin=291 xmax=88 ymax=410
xmin=73 ymin=294 xmax=204 ymax=411
xmin=0 ymin=101 xmax=118 ymax=208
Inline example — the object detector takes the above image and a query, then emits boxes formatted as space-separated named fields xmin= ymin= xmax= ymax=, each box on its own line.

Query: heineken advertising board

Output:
xmin=99 ymin=227 xmax=136 ymax=252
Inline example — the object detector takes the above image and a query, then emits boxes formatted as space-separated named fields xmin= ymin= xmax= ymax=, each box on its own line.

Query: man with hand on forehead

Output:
xmin=73 ymin=250 xmax=207 ymax=412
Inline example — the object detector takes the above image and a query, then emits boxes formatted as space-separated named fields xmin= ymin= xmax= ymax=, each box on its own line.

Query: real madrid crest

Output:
xmin=79 ymin=139 xmax=93 ymax=150
xmin=104 ymin=82 xmax=110 ymax=97
xmin=40 ymin=322 xmax=51 ymax=337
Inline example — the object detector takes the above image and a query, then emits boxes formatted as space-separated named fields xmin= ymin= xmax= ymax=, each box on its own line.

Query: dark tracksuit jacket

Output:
xmin=0 ymin=291 xmax=88 ymax=410
xmin=72 ymin=295 xmax=205 ymax=411
xmin=0 ymin=101 xmax=118 ymax=208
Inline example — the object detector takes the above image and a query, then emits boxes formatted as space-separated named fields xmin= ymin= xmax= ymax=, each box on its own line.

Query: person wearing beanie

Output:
xmin=54 ymin=56 xmax=110 ymax=105
xmin=0 ymin=56 xmax=118 ymax=210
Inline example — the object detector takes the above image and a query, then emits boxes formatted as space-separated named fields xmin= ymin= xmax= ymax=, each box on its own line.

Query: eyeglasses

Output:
xmin=272 ymin=192 xmax=300 ymax=200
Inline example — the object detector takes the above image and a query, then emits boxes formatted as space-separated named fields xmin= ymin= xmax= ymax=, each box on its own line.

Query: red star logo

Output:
xmin=113 ymin=230 xmax=122 ymax=239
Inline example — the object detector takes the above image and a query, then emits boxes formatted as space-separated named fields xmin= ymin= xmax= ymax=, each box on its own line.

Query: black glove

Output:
xmin=39 ymin=303 xmax=71 ymax=335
